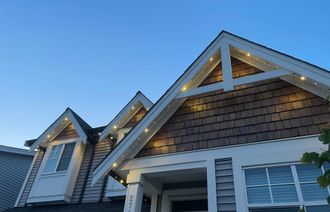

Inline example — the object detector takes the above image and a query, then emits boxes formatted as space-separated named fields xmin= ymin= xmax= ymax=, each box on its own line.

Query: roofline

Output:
xmin=92 ymin=30 xmax=330 ymax=185
xmin=0 ymin=145 xmax=34 ymax=156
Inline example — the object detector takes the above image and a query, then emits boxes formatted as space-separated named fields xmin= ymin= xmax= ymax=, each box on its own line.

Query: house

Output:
xmin=8 ymin=31 xmax=330 ymax=212
xmin=0 ymin=145 xmax=34 ymax=211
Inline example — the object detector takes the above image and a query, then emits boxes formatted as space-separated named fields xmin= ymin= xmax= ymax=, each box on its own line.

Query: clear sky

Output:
xmin=0 ymin=0 xmax=329 ymax=148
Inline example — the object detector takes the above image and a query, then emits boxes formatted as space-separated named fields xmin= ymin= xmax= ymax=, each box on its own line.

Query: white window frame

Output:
xmin=42 ymin=139 xmax=77 ymax=175
xmin=243 ymin=163 xmax=330 ymax=211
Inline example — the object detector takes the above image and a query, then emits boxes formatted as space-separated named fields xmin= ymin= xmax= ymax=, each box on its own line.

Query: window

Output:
xmin=244 ymin=164 xmax=330 ymax=212
xmin=43 ymin=143 xmax=75 ymax=173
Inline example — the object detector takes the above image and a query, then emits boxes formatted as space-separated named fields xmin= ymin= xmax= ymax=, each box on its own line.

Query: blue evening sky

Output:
xmin=0 ymin=1 xmax=329 ymax=148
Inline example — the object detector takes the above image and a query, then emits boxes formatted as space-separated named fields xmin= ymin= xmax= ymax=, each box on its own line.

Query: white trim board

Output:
xmin=29 ymin=108 xmax=90 ymax=151
xmin=92 ymin=31 xmax=330 ymax=185
xmin=99 ymin=91 xmax=153 ymax=142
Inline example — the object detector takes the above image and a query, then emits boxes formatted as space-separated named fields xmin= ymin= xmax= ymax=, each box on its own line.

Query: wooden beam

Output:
xmin=176 ymin=69 xmax=290 ymax=99
xmin=176 ymin=82 xmax=224 ymax=99
xmin=220 ymin=43 xmax=234 ymax=91
xmin=233 ymin=69 xmax=290 ymax=86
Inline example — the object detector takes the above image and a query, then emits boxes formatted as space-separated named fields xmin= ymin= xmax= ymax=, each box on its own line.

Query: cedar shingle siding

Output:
xmin=54 ymin=124 xmax=79 ymax=141
xmin=138 ymin=58 xmax=330 ymax=157
xmin=122 ymin=107 xmax=148 ymax=128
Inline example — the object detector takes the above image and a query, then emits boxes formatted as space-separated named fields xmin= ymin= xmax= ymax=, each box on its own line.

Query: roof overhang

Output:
xmin=29 ymin=108 xmax=90 ymax=152
xmin=92 ymin=31 xmax=330 ymax=185
xmin=99 ymin=91 xmax=153 ymax=142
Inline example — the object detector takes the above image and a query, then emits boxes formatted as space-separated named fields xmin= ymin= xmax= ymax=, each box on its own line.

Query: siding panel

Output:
xmin=0 ymin=152 xmax=32 ymax=211
xmin=16 ymin=150 xmax=44 ymax=207
xmin=138 ymin=58 xmax=330 ymax=157
xmin=215 ymin=158 xmax=236 ymax=212
xmin=81 ymin=140 xmax=112 ymax=203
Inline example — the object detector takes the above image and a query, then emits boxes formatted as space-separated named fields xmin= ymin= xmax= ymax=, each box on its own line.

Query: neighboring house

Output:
xmin=0 ymin=145 xmax=34 ymax=212
xmin=7 ymin=31 xmax=330 ymax=212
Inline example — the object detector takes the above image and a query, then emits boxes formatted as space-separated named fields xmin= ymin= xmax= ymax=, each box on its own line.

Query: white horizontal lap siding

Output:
xmin=12 ymin=151 xmax=43 ymax=208
xmin=215 ymin=158 xmax=236 ymax=212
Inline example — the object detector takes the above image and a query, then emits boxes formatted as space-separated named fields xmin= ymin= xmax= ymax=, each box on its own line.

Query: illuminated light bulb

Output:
xmin=98 ymin=132 xmax=101 ymax=136
xmin=110 ymin=136 xmax=114 ymax=140
xmin=300 ymin=76 xmax=306 ymax=81
xmin=47 ymin=135 xmax=50 ymax=138
xmin=112 ymin=163 xmax=117 ymax=168
xmin=34 ymin=148 xmax=38 ymax=152
xmin=144 ymin=128 xmax=149 ymax=133
xmin=64 ymin=117 xmax=68 ymax=121
xmin=314 ymin=82 xmax=317 ymax=86
xmin=113 ymin=125 xmax=117 ymax=129
xmin=209 ymin=57 xmax=213 ymax=61
xmin=247 ymin=53 xmax=251 ymax=56
xmin=132 ymin=106 xmax=135 ymax=110
xmin=181 ymin=86 xmax=187 ymax=92
xmin=120 ymin=179 xmax=124 ymax=184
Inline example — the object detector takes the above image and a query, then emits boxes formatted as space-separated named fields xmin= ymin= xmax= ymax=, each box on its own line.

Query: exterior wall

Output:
xmin=80 ymin=139 xmax=112 ymax=203
xmin=124 ymin=135 xmax=327 ymax=212
xmin=0 ymin=151 xmax=32 ymax=211
xmin=138 ymin=59 xmax=330 ymax=157
xmin=54 ymin=123 xmax=79 ymax=140
xmin=16 ymin=150 xmax=44 ymax=207
xmin=122 ymin=107 xmax=148 ymax=128
xmin=215 ymin=158 xmax=236 ymax=212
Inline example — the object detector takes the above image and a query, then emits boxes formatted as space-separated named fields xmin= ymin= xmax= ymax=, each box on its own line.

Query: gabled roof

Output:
xmin=28 ymin=108 xmax=92 ymax=151
xmin=0 ymin=145 xmax=34 ymax=156
xmin=92 ymin=30 xmax=330 ymax=185
xmin=98 ymin=91 xmax=153 ymax=142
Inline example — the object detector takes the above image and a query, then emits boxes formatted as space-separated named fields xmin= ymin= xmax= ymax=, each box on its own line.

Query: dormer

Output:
xmin=27 ymin=108 xmax=92 ymax=204
xmin=99 ymin=91 xmax=153 ymax=144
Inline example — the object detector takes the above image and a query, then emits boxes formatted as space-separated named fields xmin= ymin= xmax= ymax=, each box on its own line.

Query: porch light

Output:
xmin=300 ymin=76 xmax=306 ymax=81
xmin=112 ymin=163 xmax=117 ymax=168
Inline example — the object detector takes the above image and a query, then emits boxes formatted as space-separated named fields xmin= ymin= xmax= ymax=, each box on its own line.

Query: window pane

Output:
xmin=268 ymin=166 xmax=294 ymax=184
xmin=250 ymin=208 xmax=298 ymax=212
xmin=300 ymin=182 xmax=329 ymax=201
xmin=245 ymin=168 xmax=268 ymax=186
xmin=247 ymin=186 xmax=271 ymax=204
xmin=56 ymin=143 xmax=75 ymax=172
xmin=271 ymin=184 xmax=298 ymax=203
xmin=323 ymin=163 xmax=330 ymax=171
xmin=296 ymin=164 xmax=322 ymax=182
xmin=43 ymin=158 xmax=58 ymax=173
xmin=54 ymin=144 xmax=64 ymax=158
xmin=306 ymin=205 xmax=330 ymax=212
xmin=48 ymin=145 xmax=57 ymax=158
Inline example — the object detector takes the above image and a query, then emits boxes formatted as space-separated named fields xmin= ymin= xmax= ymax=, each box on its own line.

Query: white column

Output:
xmin=124 ymin=173 xmax=146 ymax=212
xmin=220 ymin=42 xmax=234 ymax=91
xmin=124 ymin=182 xmax=144 ymax=212
xmin=207 ymin=159 xmax=218 ymax=212
xmin=150 ymin=193 xmax=158 ymax=212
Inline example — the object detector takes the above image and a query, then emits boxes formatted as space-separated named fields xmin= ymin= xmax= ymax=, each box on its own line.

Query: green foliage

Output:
xmin=300 ymin=98 xmax=330 ymax=206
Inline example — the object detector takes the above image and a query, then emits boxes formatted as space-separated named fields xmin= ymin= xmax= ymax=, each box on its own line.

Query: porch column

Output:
xmin=150 ymin=193 xmax=158 ymax=212
xmin=124 ymin=173 xmax=146 ymax=212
